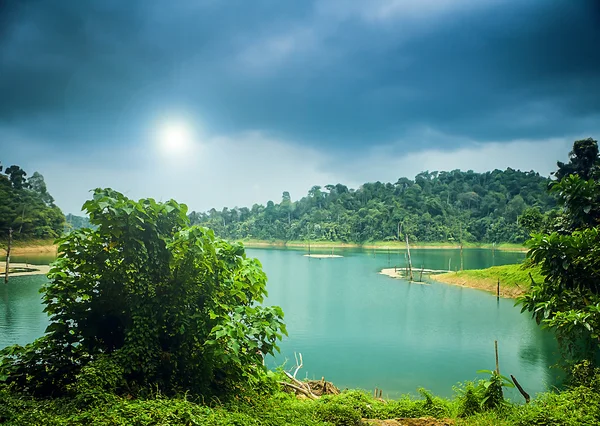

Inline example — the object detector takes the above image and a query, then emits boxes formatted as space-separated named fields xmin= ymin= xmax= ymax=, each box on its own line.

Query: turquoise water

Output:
xmin=0 ymin=248 xmax=560 ymax=400
xmin=250 ymin=248 xmax=560 ymax=400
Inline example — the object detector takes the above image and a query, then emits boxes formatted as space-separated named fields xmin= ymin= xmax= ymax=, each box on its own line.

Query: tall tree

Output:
xmin=5 ymin=165 xmax=28 ymax=190
xmin=520 ymin=138 xmax=600 ymax=365
xmin=555 ymin=137 xmax=600 ymax=181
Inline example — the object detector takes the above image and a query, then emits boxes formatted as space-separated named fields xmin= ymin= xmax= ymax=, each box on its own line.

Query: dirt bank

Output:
xmin=1 ymin=245 xmax=58 ymax=255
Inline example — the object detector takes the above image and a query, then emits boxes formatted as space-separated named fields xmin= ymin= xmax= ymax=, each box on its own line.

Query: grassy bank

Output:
xmin=2 ymin=382 xmax=599 ymax=426
xmin=238 ymin=239 xmax=527 ymax=252
xmin=430 ymin=264 xmax=544 ymax=298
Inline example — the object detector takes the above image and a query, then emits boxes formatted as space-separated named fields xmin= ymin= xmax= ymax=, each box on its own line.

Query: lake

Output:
xmin=0 ymin=247 xmax=560 ymax=400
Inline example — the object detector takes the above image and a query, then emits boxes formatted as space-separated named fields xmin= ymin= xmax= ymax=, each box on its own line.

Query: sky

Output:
xmin=1 ymin=0 xmax=600 ymax=214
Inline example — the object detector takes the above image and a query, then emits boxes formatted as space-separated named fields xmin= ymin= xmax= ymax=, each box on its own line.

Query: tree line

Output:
xmin=0 ymin=162 xmax=65 ymax=240
xmin=189 ymin=168 xmax=557 ymax=244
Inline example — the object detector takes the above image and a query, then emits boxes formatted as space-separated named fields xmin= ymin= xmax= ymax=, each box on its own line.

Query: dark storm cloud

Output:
xmin=1 ymin=0 xmax=599 ymax=152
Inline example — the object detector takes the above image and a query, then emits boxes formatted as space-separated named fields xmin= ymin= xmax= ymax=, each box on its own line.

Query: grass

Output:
xmin=1 ymin=382 xmax=599 ymax=426
xmin=431 ymin=264 xmax=545 ymax=298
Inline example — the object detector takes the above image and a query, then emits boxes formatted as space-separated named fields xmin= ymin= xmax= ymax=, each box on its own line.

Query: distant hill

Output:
xmin=189 ymin=168 xmax=555 ymax=244
xmin=65 ymin=214 xmax=96 ymax=231
xmin=0 ymin=162 xmax=65 ymax=240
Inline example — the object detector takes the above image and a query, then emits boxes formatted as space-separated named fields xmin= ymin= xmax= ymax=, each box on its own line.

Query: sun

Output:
xmin=158 ymin=121 xmax=193 ymax=154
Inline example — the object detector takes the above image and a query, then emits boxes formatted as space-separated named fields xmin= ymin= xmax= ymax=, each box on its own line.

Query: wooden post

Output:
xmin=459 ymin=223 xmax=464 ymax=271
xmin=419 ymin=265 xmax=424 ymax=282
xmin=448 ymin=257 xmax=452 ymax=272
xmin=405 ymin=231 xmax=413 ymax=281
xmin=4 ymin=227 xmax=12 ymax=284
xmin=497 ymin=279 xmax=500 ymax=299
xmin=494 ymin=340 xmax=500 ymax=375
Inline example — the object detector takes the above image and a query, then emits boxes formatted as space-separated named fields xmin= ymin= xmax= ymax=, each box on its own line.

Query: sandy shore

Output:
xmin=429 ymin=272 xmax=524 ymax=298
xmin=0 ymin=263 xmax=51 ymax=277
xmin=379 ymin=268 xmax=431 ymax=285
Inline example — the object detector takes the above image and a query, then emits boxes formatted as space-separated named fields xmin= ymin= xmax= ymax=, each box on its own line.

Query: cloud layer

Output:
xmin=1 ymin=0 xmax=599 ymax=212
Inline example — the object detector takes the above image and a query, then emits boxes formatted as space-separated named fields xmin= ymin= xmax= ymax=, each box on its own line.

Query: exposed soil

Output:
xmin=0 ymin=245 xmax=58 ymax=255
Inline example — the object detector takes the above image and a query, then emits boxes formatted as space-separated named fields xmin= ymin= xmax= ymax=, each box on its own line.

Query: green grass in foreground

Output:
xmin=2 ymin=383 xmax=600 ymax=426
xmin=447 ymin=264 xmax=545 ymax=289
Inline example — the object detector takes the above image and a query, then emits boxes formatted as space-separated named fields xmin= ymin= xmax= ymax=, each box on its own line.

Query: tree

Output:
xmin=0 ymin=189 xmax=286 ymax=398
xmin=555 ymin=137 xmax=600 ymax=181
xmin=28 ymin=171 xmax=54 ymax=205
xmin=4 ymin=165 xmax=28 ymax=190
xmin=519 ymin=138 xmax=600 ymax=365
xmin=280 ymin=191 xmax=293 ymax=225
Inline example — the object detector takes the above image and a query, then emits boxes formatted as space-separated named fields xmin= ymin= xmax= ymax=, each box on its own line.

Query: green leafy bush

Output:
xmin=0 ymin=189 xmax=287 ymax=399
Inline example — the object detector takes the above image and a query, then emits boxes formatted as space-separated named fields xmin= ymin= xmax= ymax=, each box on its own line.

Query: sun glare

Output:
xmin=158 ymin=121 xmax=193 ymax=154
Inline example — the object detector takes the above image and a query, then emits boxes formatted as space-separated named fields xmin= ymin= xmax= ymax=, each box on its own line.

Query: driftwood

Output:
xmin=279 ymin=353 xmax=339 ymax=399
xmin=511 ymin=374 xmax=530 ymax=403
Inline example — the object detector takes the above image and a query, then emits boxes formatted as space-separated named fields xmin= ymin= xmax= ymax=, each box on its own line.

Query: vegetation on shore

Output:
xmin=431 ymin=264 xmax=544 ymax=298
xmin=239 ymin=239 xmax=527 ymax=251
xmin=2 ymin=367 xmax=600 ymax=425
xmin=189 ymin=168 xmax=555 ymax=245
xmin=0 ymin=162 xmax=65 ymax=240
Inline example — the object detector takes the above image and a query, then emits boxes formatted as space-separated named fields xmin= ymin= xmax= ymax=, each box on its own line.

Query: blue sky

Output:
xmin=1 ymin=0 xmax=599 ymax=214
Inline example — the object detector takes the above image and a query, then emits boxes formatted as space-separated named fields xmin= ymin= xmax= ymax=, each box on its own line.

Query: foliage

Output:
xmin=189 ymin=168 xmax=555 ymax=245
xmin=555 ymin=137 xmax=600 ymax=181
xmin=519 ymin=137 xmax=600 ymax=365
xmin=0 ymin=189 xmax=286 ymax=398
xmin=3 ymin=378 xmax=600 ymax=426
xmin=476 ymin=370 xmax=514 ymax=410
xmin=0 ymin=163 xmax=64 ymax=240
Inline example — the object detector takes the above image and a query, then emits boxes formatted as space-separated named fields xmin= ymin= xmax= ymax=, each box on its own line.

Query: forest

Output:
xmin=189 ymin=168 xmax=556 ymax=244
xmin=0 ymin=162 xmax=65 ymax=240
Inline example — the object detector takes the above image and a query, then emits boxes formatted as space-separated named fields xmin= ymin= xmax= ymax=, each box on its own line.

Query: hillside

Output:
xmin=190 ymin=168 xmax=555 ymax=244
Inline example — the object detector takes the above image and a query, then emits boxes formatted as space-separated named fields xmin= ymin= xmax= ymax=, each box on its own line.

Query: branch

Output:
xmin=293 ymin=352 xmax=304 ymax=379
xmin=511 ymin=375 xmax=530 ymax=403
xmin=278 ymin=381 xmax=318 ymax=400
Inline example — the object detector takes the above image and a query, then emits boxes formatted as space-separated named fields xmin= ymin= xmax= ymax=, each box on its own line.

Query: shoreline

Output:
xmin=1 ymin=239 xmax=528 ymax=255
xmin=428 ymin=272 xmax=526 ymax=298
xmin=0 ymin=263 xmax=50 ymax=277
xmin=0 ymin=239 xmax=58 ymax=256
xmin=238 ymin=239 xmax=528 ymax=252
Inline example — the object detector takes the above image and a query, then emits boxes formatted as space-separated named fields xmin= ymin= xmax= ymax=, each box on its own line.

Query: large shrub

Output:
xmin=0 ymin=189 xmax=286 ymax=397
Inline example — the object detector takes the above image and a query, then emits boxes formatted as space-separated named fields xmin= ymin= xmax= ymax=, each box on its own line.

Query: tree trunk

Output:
xmin=5 ymin=228 xmax=12 ymax=284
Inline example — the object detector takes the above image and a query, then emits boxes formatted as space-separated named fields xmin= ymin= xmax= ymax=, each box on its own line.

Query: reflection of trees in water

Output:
xmin=0 ymin=276 xmax=49 ymax=349
xmin=518 ymin=327 xmax=563 ymax=387
xmin=1 ymin=283 xmax=15 ymax=341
